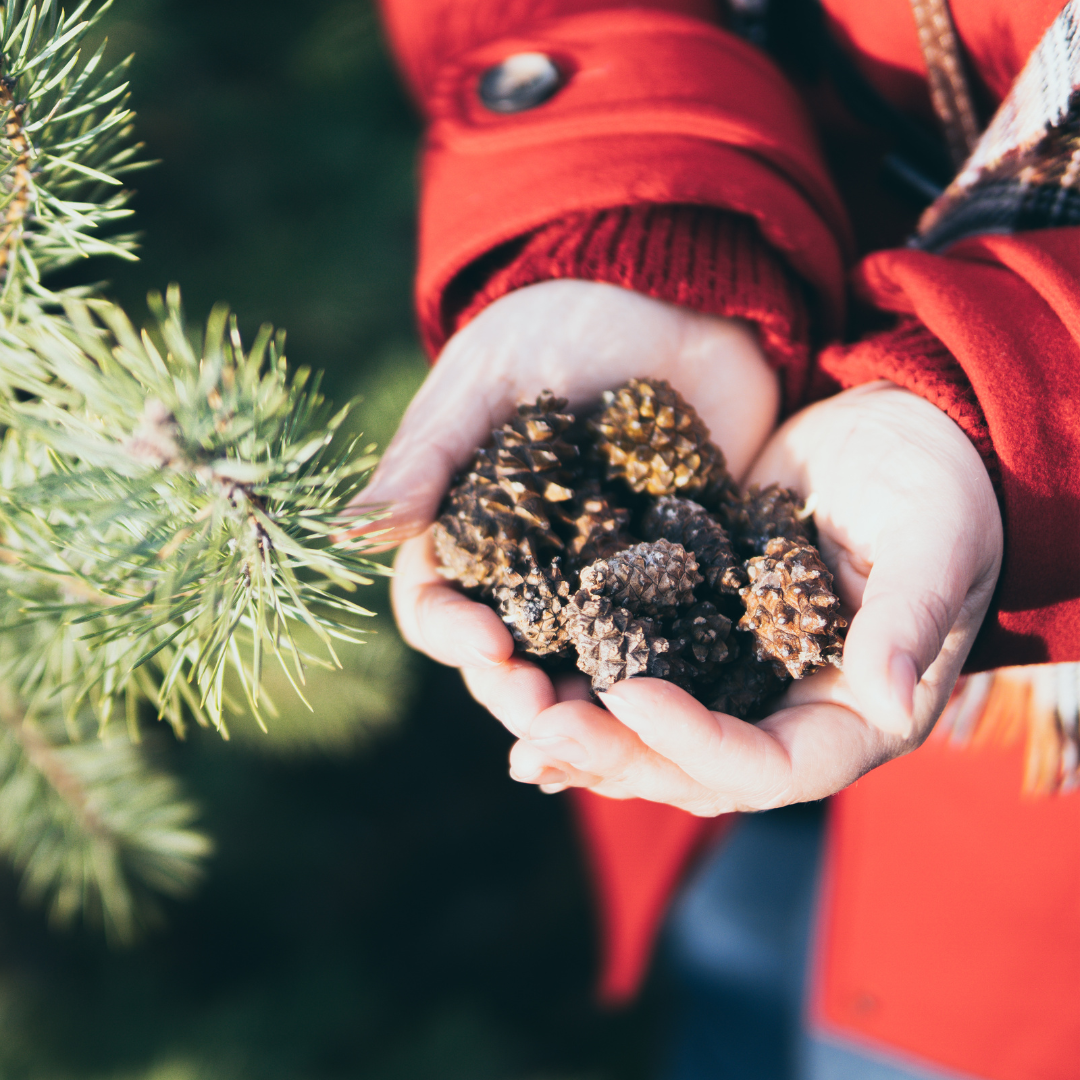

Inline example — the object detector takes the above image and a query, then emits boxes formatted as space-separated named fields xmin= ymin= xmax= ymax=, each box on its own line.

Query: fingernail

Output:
xmin=510 ymin=765 xmax=567 ymax=786
xmin=465 ymin=645 xmax=502 ymax=669
xmin=539 ymin=782 xmax=570 ymax=795
xmin=526 ymin=735 xmax=590 ymax=767
xmin=598 ymin=690 xmax=646 ymax=726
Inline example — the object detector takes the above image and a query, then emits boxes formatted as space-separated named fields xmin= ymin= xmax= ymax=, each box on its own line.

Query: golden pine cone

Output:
xmin=588 ymin=378 xmax=735 ymax=500
xmin=738 ymin=537 xmax=846 ymax=679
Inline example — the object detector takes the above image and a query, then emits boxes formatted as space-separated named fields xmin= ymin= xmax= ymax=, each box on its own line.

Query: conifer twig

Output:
xmin=0 ymin=1 xmax=391 ymax=933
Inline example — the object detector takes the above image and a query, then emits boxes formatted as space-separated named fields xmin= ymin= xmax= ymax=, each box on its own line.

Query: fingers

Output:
xmin=508 ymin=676 xmax=892 ymax=812
xmin=391 ymin=530 xmax=514 ymax=669
xmin=462 ymin=658 xmax=556 ymax=739
xmin=598 ymin=680 xmax=797 ymax=809
xmin=842 ymin=501 xmax=1001 ymax=739
xmin=509 ymin=695 xmax=717 ymax=810
xmin=345 ymin=362 xmax=503 ymax=546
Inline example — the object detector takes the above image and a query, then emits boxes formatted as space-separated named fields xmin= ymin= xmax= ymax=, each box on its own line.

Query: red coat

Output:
xmin=376 ymin=2 xmax=1080 ymax=1076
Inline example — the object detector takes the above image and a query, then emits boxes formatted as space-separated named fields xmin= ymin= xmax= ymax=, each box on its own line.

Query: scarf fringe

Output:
xmin=938 ymin=664 xmax=1080 ymax=794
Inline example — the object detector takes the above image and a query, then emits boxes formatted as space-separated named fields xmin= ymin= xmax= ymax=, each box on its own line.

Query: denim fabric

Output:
xmin=656 ymin=803 xmax=978 ymax=1080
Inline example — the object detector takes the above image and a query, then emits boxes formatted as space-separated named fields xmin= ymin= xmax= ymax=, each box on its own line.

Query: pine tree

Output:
xmin=0 ymin=0 xmax=386 ymax=941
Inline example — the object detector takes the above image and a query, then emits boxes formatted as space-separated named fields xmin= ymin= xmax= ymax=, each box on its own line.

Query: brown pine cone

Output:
xmin=557 ymin=481 xmax=633 ymax=571
xmin=474 ymin=390 xmax=579 ymax=500
xmin=707 ymin=642 xmax=790 ymax=719
xmin=494 ymin=558 xmax=572 ymax=657
xmin=720 ymin=483 xmax=814 ymax=558
xmin=578 ymin=538 xmax=701 ymax=619
xmin=588 ymin=378 xmax=736 ymax=501
xmin=566 ymin=592 xmax=671 ymax=693
xmin=667 ymin=600 xmax=733 ymax=685
xmin=435 ymin=392 xmax=579 ymax=593
xmin=738 ymin=537 xmax=846 ymax=679
xmin=433 ymin=478 xmax=529 ymax=593
xmin=642 ymin=496 xmax=746 ymax=594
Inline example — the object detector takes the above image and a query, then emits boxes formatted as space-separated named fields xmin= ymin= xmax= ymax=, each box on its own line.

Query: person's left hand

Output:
xmin=504 ymin=381 xmax=1003 ymax=813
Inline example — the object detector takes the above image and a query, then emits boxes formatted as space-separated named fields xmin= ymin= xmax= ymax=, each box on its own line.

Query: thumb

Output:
xmin=840 ymin=529 xmax=988 ymax=739
xmin=341 ymin=360 xmax=502 ymax=547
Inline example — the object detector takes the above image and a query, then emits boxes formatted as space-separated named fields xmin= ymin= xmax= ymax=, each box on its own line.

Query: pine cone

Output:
xmin=578 ymin=538 xmax=701 ymax=619
xmin=495 ymin=558 xmax=572 ymax=657
xmin=707 ymin=642 xmax=790 ymax=719
xmin=667 ymin=601 xmax=733 ymax=685
xmin=738 ymin=537 xmax=846 ymax=679
xmin=433 ymin=478 xmax=528 ymax=593
xmin=435 ymin=392 xmax=579 ymax=592
xmin=557 ymin=481 xmax=633 ymax=571
xmin=588 ymin=379 xmax=736 ymax=501
xmin=721 ymin=483 xmax=814 ymax=558
xmin=642 ymin=496 xmax=746 ymax=594
xmin=566 ymin=592 xmax=671 ymax=693
xmin=465 ymin=391 xmax=580 ymax=552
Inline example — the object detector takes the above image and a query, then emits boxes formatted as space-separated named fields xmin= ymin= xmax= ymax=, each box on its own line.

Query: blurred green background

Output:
xmin=0 ymin=2 xmax=660 ymax=1077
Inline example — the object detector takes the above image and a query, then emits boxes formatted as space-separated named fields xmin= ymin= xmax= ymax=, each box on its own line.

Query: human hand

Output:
xmin=351 ymin=279 xmax=780 ymax=733
xmin=507 ymin=381 xmax=1003 ymax=812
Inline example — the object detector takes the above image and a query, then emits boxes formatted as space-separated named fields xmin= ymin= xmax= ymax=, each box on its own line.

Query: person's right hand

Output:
xmin=349 ymin=279 xmax=781 ymax=740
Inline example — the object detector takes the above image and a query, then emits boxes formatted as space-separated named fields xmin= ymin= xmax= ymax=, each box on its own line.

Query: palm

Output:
xmin=507 ymin=382 xmax=1003 ymax=813
xmin=352 ymin=279 xmax=783 ymax=741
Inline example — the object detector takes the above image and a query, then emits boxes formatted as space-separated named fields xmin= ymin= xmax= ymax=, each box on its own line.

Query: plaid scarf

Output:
xmin=916 ymin=0 xmax=1080 ymax=251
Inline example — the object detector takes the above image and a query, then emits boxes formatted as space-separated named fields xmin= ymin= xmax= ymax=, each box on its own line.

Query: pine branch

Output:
xmin=0 ymin=0 xmax=145 ymax=307
xmin=0 ymin=687 xmax=210 ymax=943
xmin=0 ymin=287 xmax=388 ymax=736
xmin=0 ymin=2 xmax=392 ymax=933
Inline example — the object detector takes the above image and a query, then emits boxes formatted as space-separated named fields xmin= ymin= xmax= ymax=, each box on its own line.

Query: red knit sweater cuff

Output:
xmin=819 ymin=319 xmax=1002 ymax=492
xmin=437 ymin=205 xmax=812 ymax=413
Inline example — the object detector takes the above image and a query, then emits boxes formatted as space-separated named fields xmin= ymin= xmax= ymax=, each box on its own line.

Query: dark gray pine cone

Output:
xmin=578 ymin=538 xmax=701 ymax=619
xmin=565 ymin=592 xmax=671 ymax=693
xmin=642 ymin=496 xmax=746 ymax=594
xmin=667 ymin=601 xmax=733 ymax=686
xmin=494 ymin=558 xmax=572 ymax=657
xmin=738 ymin=537 xmax=846 ymax=679
xmin=720 ymin=483 xmax=814 ymax=558
xmin=587 ymin=378 xmax=737 ymax=502
xmin=707 ymin=641 xmax=791 ymax=719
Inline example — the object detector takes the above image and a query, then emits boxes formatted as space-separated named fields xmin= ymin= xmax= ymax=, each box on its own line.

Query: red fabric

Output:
xmin=377 ymin=1 xmax=1080 ymax=1073
xmin=572 ymin=790 xmax=733 ymax=1004
xmin=445 ymin=205 xmax=812 ymax=412
xmin=374 ymin=4 xmax=854 ymax=344
xmin=820 ymin=318 xmax=1000 ymax=492
xmin=813 ymin=735 xmax=1080 ymax=1080
xmin=852 ymin=231 xmax=1080 ymax=670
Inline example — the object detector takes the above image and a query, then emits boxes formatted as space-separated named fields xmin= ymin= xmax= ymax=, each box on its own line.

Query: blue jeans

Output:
xmin=657 ymin=804 xmax=980 ymax=1080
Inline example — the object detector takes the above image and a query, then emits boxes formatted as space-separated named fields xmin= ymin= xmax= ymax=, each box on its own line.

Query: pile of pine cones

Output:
xmin=433 ymin=379 xmax=846 ymax=719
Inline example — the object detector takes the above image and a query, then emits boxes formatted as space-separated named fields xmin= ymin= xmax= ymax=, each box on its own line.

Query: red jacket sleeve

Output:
xmin=830 ymin=231 xmax=1080 ymax=671
xmin=375 ymin=0 xmax=853 ymax=349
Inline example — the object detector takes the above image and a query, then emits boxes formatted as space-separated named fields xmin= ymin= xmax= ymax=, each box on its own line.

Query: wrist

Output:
xmin=440 ymin=279 xmax=780 ymax=478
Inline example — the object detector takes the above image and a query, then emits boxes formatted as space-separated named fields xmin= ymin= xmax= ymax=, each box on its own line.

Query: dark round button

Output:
xmin=478 ymin=52 xmax=562 ymax=114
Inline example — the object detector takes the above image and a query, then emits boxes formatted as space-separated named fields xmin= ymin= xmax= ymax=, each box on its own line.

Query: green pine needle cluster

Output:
xmin=0 ymin=1 xmax=389 ymax=939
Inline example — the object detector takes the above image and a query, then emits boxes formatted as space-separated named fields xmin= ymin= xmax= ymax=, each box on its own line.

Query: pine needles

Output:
xmin=0 ymin=2 xmax=388 ymax=937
